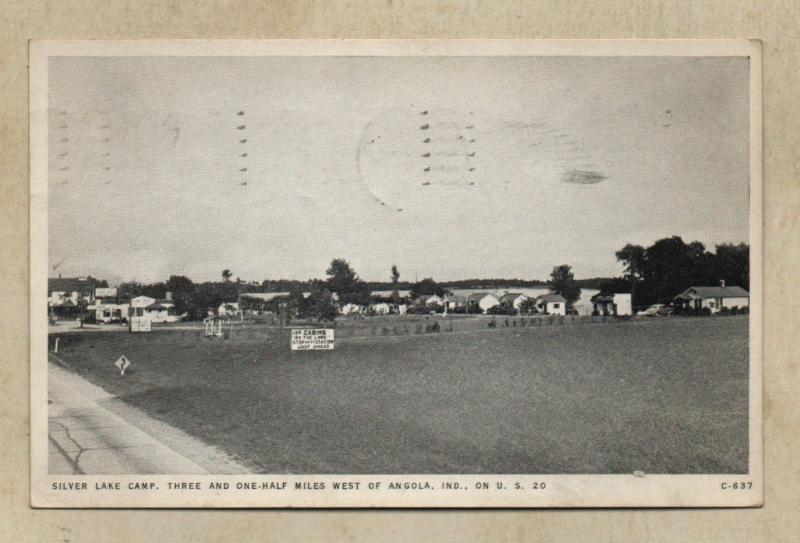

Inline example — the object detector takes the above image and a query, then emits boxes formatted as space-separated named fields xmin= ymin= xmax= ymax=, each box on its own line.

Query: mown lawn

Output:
xmin=51 ymin=316 xmax=749 ymax=474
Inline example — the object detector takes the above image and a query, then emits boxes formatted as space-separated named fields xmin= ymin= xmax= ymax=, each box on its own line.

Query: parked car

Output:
xmin=636 ymin=304 xmax=674 ymax=317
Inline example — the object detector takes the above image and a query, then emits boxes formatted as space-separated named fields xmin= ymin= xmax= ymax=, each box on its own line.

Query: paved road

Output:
xmin=49 ymin=359 xmax=249 ymax=474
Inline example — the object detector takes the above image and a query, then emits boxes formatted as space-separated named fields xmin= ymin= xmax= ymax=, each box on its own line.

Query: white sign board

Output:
xmin=114 ymin=355 xmax=132 ymax=375
xmin=291 ymin=328 xmax=334 ymax=351
xmin=130 ymin=317 xmax=152 ymax=332
xmin=95 ymin=287 xmax=118 ymax=297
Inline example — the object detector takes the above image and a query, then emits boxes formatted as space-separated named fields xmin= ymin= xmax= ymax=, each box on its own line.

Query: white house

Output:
xmin=48 ymin=277 xmax=97 ymax=313
xmin=573 ymin=300 xmax=594 ymax=316
xmin=371 ymin=302 xmax=392 ymax=315
xmin=673 ymin=282 xmax=749 ymax=314
xmin=129 ymin=295 xmax=183 ymax=323
xmin=417 ymin=294 xmax=443 ymax=307
xmin=590 ymin=293 xmax=632 ymax=316
xmin=534 ymin=294 xmax=567 ymax=316
xmin=94 ymin=287 xmax=118 ymax=299
xmin=87 ymin=299 xmax=129 ymax=323
xmin=467 ymin=292 xmax=501 ymax=313
xmin=218 ymin=301 xmax=240 ymax=317
xmin=340 ymin=303 xmax=365 ymax=315
xmin=499 ymin=292 xmax=529 ymax=311
xmin=443 ymin=294 xmax=467 ymax=311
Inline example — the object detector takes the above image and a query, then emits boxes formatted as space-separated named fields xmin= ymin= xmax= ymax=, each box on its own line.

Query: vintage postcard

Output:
xmin=30 ymin=39 xmax=762 ymax=508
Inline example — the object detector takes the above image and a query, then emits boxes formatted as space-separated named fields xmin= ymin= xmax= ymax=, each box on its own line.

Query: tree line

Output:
xmin=106 ymin=235 xmax=747 ymax=319
xmin=615 ymin=237 xmax=749 ymax=308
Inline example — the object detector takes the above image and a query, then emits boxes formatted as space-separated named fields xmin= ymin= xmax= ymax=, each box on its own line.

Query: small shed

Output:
xmin=590 ymin=293 xmax=632 ymax=316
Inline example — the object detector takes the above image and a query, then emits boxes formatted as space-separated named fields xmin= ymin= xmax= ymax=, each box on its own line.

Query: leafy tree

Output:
xmin=326 ymin=258 xmax=369 ymax=304
xmin=140 ymin=282 xmax=167 ymax=300
xmin=165 ymin=275 xmax=195 ymax=315
xmin=118 ymin=281 xmax=143 ymax=299
xmin=390 ymin=265 xmax=400 ymax=302
xmin=221 ymin=269 xmax=233 ymax=282
xmin=410 ymin=277 xmax=444 ymax=299
xmin=549 ymin=265 xmax=581 ymax=306
xmin=597 ymin=277 xmax=630 ymax=295
xmin=615 ymin=236 xmax=750 ymax=307
xmin=303 ymin=287 xmax=338 ymax=321
xmin=519 ymin=298 xmax=539 ymax=315
xmin=715 ymin=243 xmax=749 ymax=290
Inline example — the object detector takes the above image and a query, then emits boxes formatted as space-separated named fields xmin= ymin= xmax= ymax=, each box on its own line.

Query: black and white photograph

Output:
xmin=29 ymin=40 xmax=762 ymax=508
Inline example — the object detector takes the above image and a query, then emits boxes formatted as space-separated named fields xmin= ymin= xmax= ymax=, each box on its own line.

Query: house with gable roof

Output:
xmin=533 ymin=293 xmax=567 ymax=316
xmin=673 ymin=280 xmax=749 ymax=314
xmin=467 ymin=292 xmax=501 ymax=314
xmin=499 ymin=292 xmax=529 ymax=311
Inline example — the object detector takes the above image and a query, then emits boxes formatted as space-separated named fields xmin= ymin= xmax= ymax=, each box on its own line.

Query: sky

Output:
xmin=47 ymin=55 xmax=750 ymax=284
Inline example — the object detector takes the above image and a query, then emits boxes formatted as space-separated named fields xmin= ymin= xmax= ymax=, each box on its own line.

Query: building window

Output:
xmin=553 ymin=303 xmax=560 ymax=309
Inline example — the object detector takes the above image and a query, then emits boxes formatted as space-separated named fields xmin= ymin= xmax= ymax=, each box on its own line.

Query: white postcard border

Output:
xmin=29 ymin=39 xmax=763 ymax=508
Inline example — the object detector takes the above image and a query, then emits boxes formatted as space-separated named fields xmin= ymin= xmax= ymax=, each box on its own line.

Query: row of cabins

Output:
xmin=235 ymin=289 xmax=573 ymax=316
xmin=48 ymin=278 xmax=184 ymax=324
xmin=412 ymin=292 xmax=571 ymax=315
xmin=49 ymin=277 xmax=750 ymax=324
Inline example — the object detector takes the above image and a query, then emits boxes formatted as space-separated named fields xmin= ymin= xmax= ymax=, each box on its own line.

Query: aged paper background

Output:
xmin=2 ymin=0 xmax=798 ymax=540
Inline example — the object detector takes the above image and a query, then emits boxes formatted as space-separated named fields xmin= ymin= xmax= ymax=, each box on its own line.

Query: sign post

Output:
xmin=290 ymin=328 xmax=335 ymax=351
xmin=130 ymin=317 xmax=152 ymax=333
xmin=114 ymin=355 xmax=132 ymax=376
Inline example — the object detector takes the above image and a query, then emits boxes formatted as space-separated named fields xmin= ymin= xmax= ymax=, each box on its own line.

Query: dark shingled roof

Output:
xmin=48 ymin=277 xmax=99 ymax=294
xmin=675 ymin=286 xmax=749 ymax=299
xmin=467 ymin=292 xmax=494 ymax=303
xmin=500 ymin=292 xmax=526 ymax=303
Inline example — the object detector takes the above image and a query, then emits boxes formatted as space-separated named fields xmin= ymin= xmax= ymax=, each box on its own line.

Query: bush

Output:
xmin=487 ymin=305 xmax=517 ymax=316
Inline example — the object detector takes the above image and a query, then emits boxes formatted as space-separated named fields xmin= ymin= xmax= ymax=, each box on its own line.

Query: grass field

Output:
xmin=50 ymin=316 xmax=749 ymax=474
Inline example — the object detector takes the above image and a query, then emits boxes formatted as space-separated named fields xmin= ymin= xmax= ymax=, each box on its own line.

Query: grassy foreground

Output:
xmin=51 ymin=316 xmax=749 ymax=474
